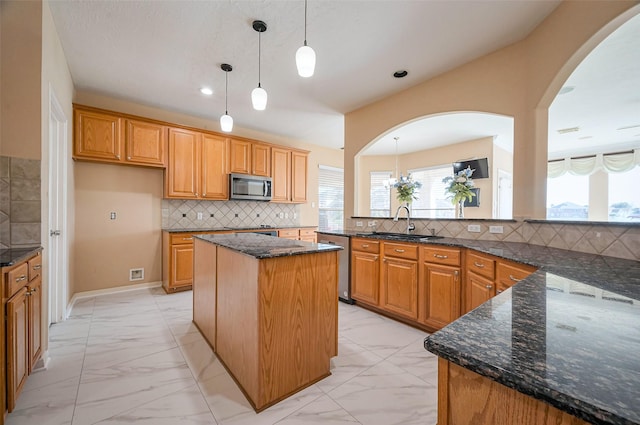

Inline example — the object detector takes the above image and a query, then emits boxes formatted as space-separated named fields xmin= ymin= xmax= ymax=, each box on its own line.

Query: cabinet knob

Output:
xmin=394 ymin=249 xmax=405 ymax=253
xmin=16 ymin=275 xmax=27 ymax=283
xmin=434 ymin=254 xmax=448 ymax=259
xmin=116 ymin=155 xmax=121 ymax=159
xmin=183 ymin=237 xmax=193 ymax=241
xmin=497 ymin=289 xmax=503 ymax=294
xmin=473 ymin=262 xmax=484 ymax=268
xmin=486 ymin=285 xmax=493 ymax=289
xmin=509 ymin=275 xmax=521 ymax=282
xmin=362 ymin=244 xmax=369 ymax=248
xmin=383 ymin=258 xmax=387 ymax=262
xmin=33 ymin=265 xmax=42 ymax=271
xmin=127 ymin=156 xmax=131 ymax=160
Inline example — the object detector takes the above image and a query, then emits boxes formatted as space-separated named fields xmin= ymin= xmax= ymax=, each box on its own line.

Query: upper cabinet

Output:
xmin=252 ymin=143 xmax=271 ymax=177
xmin=229 ymin=139 xmax=271 ymax=177
xmin=271 ymin=148 xmax=308 ymax=204
xmin=74 ymin=105 xmax=166 ymax=168
xmin=165 ymin=129 xmax=229 ymax=200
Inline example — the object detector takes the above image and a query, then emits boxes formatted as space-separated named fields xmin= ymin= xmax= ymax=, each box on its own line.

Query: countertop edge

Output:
xmin=0 ymin=246 xmax=43 ymax=267
xmin=194 ymin=234 xmax=342 ymax=259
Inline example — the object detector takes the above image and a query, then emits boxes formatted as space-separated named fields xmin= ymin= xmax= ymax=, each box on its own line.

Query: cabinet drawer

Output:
xmin=7 ymin=263 xmax=29 ymax=298
xmin=299 ymin=228 xmax=316 ymax=237
xmin=496 ymin=261 xmax=536 ymax=289
xmin=28 ymin=253 xmax=42 ymax=281
xmin=278 ymin=229 xmax=299 ymax=238
xmin=466 ymin=252 xmax=495 ymax=280
xmin=171 ymin=234 xmax=195 ymax=245
xmin=352 ymin=238 xmax=380 ymax=254
xmin=422 ymin=246 xmax=460 ymax=266
xmin=383 ymin=242 xmax=418 ymax=260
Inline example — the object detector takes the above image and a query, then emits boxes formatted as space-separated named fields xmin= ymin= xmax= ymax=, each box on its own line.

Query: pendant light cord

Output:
xmin=258 ymin=31 xmax=262 ymax=88
xmin=304 ymin=0 xmax=308 ymax=46
xmin=225 ymin=70 xmax=229 ymax=114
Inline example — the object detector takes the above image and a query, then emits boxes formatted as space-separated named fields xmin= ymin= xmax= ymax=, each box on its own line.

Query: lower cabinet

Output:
xmin=163 ymin=232 xmax=197 ymax=293
xmin=465 ymin=271 xmax=495 ymax=312
xmin=381 ymin=243 xmax=418 ymax=320
xmin=2 ymin=250 xmax=43 ymax=414
xmin=421 ymin=263 xmax=461 ymax=329
xmin=350 ymin=238 xmax=381 ymax=306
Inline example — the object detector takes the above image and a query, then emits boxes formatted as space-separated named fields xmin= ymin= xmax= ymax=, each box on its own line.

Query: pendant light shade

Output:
xmin=296 ymin=0 xmax=315 ymax=78
xmin=220 ymin=63 xmax=233 ymax=133
xmin=252 ymin=20 xmax=268 ymax=111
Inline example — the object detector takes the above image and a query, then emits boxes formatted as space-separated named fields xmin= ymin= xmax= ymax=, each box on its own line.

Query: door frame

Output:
xmin=47 ymin=86 xmax=69 ymax=324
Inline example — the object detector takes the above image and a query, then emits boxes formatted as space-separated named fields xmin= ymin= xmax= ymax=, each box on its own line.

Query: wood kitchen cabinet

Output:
xmin=2 ymin=250 xmax=43 ymax=414
xmin=381 ymin=242 xmax=419 ymax=320
xmin=74 ymin=105 xmax=166 ymax=168
xmin=271 ymin=148 xmax=308 ymax=203
xmin=229 ymin=139 xmax=252 ymax=174
xmin=298 ymin=228 xmax=317 ymax=243
xmin=420 ymin=246 xmax=461 ymax=330
xmin=350 ymin=238 xmax=381 ymax=306
xmin=252 ymin=143 xmax=271 ymax=177
xmin=164 ymin=129 xmax=229 ymax=200
xmin=496 ymin=260 xmax=536 ymax=294
xmin=163 ymin=232 xmax=197 ymax=293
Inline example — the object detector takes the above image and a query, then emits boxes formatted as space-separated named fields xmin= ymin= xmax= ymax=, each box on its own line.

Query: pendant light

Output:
xmin=296 ymin=0 xmax=316 ymax=78
xmin=251 ymin=20 xmax=268 ymax=111
xmin=220 ymin=63 xmax=233 ymax=133
xmin=384 ymin=137 xmax=400 ymax=188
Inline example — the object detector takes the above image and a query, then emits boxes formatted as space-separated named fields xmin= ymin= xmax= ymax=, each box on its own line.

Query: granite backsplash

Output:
xmin=0 ymin=156 xmax=41 ymax=249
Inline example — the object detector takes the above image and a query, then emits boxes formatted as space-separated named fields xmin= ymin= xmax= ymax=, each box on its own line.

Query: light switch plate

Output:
xmin=356 ymin=221 xmax=363 ymax=227
xmin=489 ymin=226 xmax=504 ymax=234
xmin=468 ymin=224 xmax=481 ymax=233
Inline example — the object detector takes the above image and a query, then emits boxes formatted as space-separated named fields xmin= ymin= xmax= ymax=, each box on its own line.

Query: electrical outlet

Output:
xmin=110 ymin=212 xmax=116 ymax=220
xmin=368 ymin=220 xmax=377 ymax=227
xmin=356 ymin=221 xmax=363 ymax=227
xmin=197 ymin=212 xmax=203 ymax=220
xmin=129 ymin=268 xmax=144 ymax=281
xmin=279 ymin=212 xmax=284 ymax=218
xmin=294 ymin=213 xmax=297 ymax=219
xmin=285 ymin=213 xmax=289 ymax=219
xmin=489 ymin=226 xmax=504 ymax=234
xmin=468 ymin=224 xmax=481 ymax=233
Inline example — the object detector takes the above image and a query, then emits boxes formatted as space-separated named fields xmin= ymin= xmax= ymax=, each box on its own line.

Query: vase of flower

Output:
xmin=393 ymin=174 xmax=422 ymax=204
xmin=443 ymin=166 xmax=475 ymax=218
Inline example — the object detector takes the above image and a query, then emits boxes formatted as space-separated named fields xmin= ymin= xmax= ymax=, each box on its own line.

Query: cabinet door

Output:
xmin=465 ymin=271 xmax=495 ymax=313
xmin=422 ymin=263 xmax=460 ymax=329
xmin=28 ymin=275 xmax=42 ymax=372
xmin=271 ymin=147 xmax=291 ymax=202
xmin=229 ymin=139 xmax=252 ymax=174
xmin=165 ymin=128 xmax=200 ymax=198
xmin=124 ymin=119 xmax=166 ymax=167
xmin=252 ymin=143 xmax=271 ymax=176
xmin=382 ymin=257 xmax=418 ymax=320
xmin=291 ymin=151 xmax=308 ymax=203
xmin=7 ymin=286 xmax=29 ymax=412
xmin=351 ymin=251 xmax=380 ymax=305
xmin=171 ymin=244 xmax=194 ymax=288
xmin=496 ymin=261 xmax=536 ymax=295
xmin=74 ymin=108 xmax=122 ymax=161
xmin=201 ymin=134 xmax=229 ymax=200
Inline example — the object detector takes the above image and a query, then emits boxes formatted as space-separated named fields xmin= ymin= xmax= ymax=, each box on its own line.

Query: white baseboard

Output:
xmin=67 ymin=281 xmax=163 ymax=317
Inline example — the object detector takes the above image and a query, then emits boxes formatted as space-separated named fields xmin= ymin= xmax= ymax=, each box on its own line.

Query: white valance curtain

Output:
xmin=548 ymin=149 xmax=640 ymax=178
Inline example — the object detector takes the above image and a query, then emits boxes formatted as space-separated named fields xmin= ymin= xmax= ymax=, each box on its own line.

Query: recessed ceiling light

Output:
xmin=200 ymin=87 xmax=213 ymax=95
xmin=393 ymin=70 xmax=408 ymax=78
xmin=557 ymin=126 xmax=580 ymax=134
xmin=558 ymin=86 xmax=575 ymax=95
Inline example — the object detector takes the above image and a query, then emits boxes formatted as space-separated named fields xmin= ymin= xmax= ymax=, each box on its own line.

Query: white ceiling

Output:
xmin=49 ymin=0 xmax=562 ymax=151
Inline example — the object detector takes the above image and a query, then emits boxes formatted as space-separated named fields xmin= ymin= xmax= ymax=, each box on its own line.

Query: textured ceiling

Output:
xmin=49 ymin=0 xmax=563 ymax=151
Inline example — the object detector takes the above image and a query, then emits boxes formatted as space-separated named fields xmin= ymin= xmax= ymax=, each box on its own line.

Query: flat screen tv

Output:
xmin=453 ymin=158 xmax=489 ymax=179
xmin=464 ymin=188 xmax=480 ymax=207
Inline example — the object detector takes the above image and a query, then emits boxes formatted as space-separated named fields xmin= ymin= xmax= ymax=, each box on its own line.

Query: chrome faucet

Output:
xmin=393 ymin=205 xmax=415 ymax=234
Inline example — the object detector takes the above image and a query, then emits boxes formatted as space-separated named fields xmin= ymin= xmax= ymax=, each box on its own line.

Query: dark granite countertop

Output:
xmin=0 ymin=246 xmax=43 ymax=267
xmin=194 ymin=233 xmax=341 ymax=259
xmin=164 ymin=225 xmax=316 ymax=233
xmin=329 ymin=230 xmax=640 ymax=424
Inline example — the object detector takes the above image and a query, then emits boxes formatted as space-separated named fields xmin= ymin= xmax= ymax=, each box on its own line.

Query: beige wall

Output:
xmin=0 ymin=0 xmax=42 ymax=159
xmin=74 ymin=162 xmax=163 ymax=292
xmin=344 ymin=1 xmax=638 ymax=221
xmin=357 ymin=137 xmax=495 ymax=219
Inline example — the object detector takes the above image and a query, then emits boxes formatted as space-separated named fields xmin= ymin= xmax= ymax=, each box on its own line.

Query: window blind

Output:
xmin=409 ymin=166 xmax=454 ymax=218
xmin=318 ymin=165 xmax=344 ymax=230
xmin=370 ymin=171 xmax=391 ymax=217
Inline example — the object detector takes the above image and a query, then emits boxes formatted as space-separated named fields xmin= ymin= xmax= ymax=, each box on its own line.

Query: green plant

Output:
xmin=393 ymin=175 xmax=422 ymax=204
xmin=442 ymin=166 xmax=476 ymax=205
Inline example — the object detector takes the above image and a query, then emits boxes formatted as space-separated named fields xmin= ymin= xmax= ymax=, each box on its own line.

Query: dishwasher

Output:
xmin=317 ymin=233 xmax=353 ymax=304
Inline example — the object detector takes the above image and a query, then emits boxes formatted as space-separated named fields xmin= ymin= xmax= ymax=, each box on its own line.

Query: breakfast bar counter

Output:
xmin=192 ymin=233 xmax=341 ymax=412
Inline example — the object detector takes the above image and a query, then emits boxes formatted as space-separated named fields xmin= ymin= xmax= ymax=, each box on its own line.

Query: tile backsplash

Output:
xmin=0 ymin=156 xmax=41 ymax=249
xmin=162 ymin=199 xmax=301 ymax=230
xmin=346 ymin=217 xmax=640 ymax=262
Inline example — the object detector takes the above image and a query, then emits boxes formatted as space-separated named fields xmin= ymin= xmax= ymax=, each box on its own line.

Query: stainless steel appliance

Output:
xmin=229 ymin=173 xmax=272 ymax=201
xmin=317 ymin=233 xmax=353 ymax=304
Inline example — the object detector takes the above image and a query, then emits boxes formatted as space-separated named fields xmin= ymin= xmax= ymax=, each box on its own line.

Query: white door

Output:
xmin=497 ymin=169 xmax=513 ymax=219
xmin=48 ymin=89 xmax=68 ymax=324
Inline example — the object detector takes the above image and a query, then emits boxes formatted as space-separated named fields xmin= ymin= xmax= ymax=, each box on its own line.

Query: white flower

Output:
xmin=456 ymin=176 xmax=466 ymax=183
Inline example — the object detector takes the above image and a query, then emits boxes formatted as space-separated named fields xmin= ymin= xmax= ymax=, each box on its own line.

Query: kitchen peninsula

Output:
xmin=192 ymin=233 xmax=341 ymax=412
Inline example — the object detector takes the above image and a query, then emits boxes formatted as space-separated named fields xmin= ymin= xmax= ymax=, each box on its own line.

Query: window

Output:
xmin=608 ymin=166 xmax=640 ymax=222
xmin=546 ymin=173 xmax=589 ymax=220
xmin=318 ymin=165 xmax=344 ymax=230
xmin=409 ymin=166 xmax=454 ymax=218
xmin=370 ymin=171 xmax=391 ymax=217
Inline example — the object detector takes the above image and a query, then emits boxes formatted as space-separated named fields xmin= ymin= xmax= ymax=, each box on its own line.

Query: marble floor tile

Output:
xmin=6 ymin=288 xmax=440 ymax=425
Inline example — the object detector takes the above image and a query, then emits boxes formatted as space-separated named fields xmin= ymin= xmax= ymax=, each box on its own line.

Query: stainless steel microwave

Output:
xmin=229 ymin=173 xmax=272 ymax=201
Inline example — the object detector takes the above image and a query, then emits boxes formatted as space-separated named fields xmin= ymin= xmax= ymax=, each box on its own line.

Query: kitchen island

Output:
xmin=192 ymin=233 xmax=341 ymax=412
